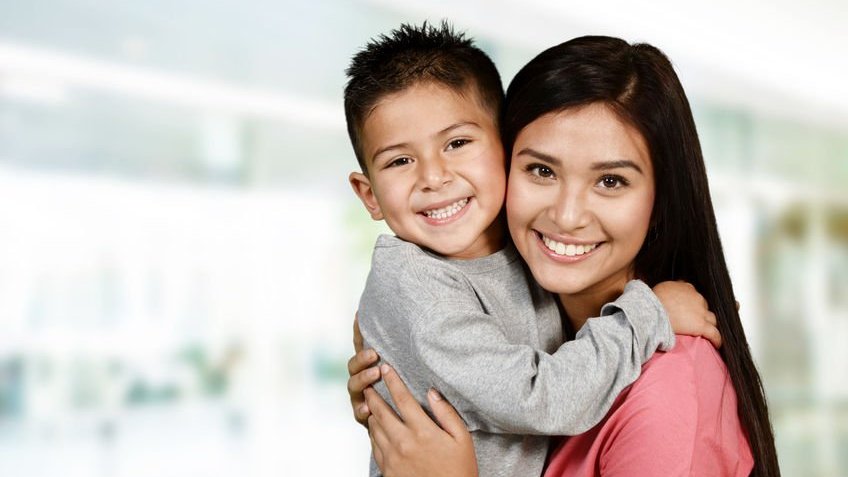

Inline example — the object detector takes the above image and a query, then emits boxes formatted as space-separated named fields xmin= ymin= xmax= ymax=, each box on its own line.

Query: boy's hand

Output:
xmin=653 ymin=281 xmax=722 ymax=348
xmin=349 ymin=314 xmax=381 ymax=427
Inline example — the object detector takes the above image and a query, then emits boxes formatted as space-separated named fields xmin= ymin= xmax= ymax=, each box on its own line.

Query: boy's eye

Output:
xmin=597 ymin=174 xmax=629 ymax=189
xmin=527 ymin=164 xmax=555 ymax=179
xmin=446 ymin=138 xmax=471 ymax=151
xmin=386 ymin=157 xmax=412 ymax=168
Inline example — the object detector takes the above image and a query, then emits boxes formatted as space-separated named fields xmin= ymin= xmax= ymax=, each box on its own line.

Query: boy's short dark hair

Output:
xmin=344 ymin=21 xmax=504 ymax=172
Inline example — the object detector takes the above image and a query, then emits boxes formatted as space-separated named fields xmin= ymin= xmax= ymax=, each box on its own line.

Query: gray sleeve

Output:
xmin=597 ymin=279 xmax=676 ymax=355
xmin=411 ymin=279 xmax=674 ymax=436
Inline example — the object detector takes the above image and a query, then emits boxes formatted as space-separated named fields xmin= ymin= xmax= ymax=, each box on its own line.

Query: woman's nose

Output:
xmin=549 ymin=186 xmax=591 ymax=231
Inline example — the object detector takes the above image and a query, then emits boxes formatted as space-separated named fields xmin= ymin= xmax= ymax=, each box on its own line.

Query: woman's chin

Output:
xmin=533 ymin=273 xmax=593 ymax=297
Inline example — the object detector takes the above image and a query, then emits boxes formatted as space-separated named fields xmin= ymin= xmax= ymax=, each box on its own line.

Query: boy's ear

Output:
xmin=349 ymin=172 xmax=384 ymax=220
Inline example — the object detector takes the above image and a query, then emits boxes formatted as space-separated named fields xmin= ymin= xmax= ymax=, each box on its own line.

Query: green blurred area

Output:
xmin=0 ymin=1 xmax=846 ymax=476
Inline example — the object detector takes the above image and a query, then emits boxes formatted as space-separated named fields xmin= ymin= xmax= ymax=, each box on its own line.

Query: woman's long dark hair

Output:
xmin=504 ymin=36 xmax=779 ymax=476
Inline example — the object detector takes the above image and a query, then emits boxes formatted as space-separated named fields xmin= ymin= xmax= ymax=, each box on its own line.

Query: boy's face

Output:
xmin=349 ymin=82 xmax=506 ymax=259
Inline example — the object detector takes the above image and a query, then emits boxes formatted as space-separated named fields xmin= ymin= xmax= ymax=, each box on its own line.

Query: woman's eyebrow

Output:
xmin=515 ymin=148 xmax=561 ymax=166
xmin=590 ymin=160 xmax=643 ymax=174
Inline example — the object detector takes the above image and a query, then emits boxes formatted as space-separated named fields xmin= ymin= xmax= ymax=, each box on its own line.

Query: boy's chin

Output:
xmin=426 ymin=241 xmax=473 ymax=257
xmin=421 ymin=235 xmax=482 ymax=259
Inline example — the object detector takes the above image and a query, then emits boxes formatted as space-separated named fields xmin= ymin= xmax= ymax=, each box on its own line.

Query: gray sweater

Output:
xmin=359 ymin=235 xmax=674 ymax=477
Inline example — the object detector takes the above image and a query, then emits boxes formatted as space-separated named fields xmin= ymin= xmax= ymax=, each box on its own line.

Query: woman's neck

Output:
xmin=558 ymin=270 xmax=633 ymax=331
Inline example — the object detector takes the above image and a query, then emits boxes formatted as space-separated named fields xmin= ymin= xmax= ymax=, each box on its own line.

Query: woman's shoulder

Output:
xmin=615 ymin=335 xmax=735 ymax=430
xmin=594 ymin=336 xmax=752 ymax=475
xmin=545 ymin=340 xmax=752 ymax=477
xmin=639 ymin=335 xmax=728 ymax=386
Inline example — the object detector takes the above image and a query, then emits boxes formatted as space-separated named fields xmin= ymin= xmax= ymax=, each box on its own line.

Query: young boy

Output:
xmin=345 ymin=22 xmax=706 ymax=477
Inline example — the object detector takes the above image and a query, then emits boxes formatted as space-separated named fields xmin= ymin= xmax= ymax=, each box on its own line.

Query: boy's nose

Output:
xmin=418 ymin=158 xmax=452 ymax=191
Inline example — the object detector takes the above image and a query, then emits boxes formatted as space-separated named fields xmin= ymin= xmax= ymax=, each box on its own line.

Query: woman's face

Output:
xmin=506 ymin=103 xmax=655 ymax=299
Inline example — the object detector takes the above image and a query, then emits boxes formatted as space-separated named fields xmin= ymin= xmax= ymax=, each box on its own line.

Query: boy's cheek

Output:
xmin=478 ymin=149 xmax=508 ymax=177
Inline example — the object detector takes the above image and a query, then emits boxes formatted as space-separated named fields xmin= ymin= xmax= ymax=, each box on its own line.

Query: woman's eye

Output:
xmin=446 ymin=138 xmax=471 ymax=150
xmin=527 ymin=164 xmax=555 ymax=179
xmin=597 ymin=175 xmax=629 ymax=189
xmin=386 ymin=157 xmax=412 ymax=168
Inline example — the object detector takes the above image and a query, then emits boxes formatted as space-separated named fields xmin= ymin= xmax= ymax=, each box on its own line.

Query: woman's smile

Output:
xmin=536 ymin=231 xmax=603 ymax=261
xmin=506 ymin=103 xmax=655 ymax=307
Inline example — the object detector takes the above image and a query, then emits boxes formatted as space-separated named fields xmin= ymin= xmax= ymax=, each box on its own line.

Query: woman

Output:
xmin=350 ymin=36 xmax=780 ymax=476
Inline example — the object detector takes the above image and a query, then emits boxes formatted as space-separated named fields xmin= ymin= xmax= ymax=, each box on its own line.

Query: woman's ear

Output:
xmin=349 ymin=172 xmax=384 ymax=220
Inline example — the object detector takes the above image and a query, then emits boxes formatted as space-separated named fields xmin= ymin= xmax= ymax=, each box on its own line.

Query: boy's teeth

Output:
xmin=542 ymin=235 xmax=598 ymax=257
xmin=424 ymin=198 xmax=469 ymax=219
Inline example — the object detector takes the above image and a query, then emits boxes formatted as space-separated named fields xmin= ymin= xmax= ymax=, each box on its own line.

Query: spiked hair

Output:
xmin=343 ymin=21 xmax=504 ymax=171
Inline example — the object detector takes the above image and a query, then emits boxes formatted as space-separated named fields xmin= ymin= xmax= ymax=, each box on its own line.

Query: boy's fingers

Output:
xmin=353 ymin=313 xmax=364 ymax=353
xmin=427 ymin=388 xmax=467 ymax=439
xmin=704 ymin=323 xmax=722 ymax=349
xmin=704 ymin=310 xmax=717 ymax=326
xmin=735 ymin=300 xmax=741 ymax=312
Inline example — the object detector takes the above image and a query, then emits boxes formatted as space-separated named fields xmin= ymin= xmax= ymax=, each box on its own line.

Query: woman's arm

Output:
xmin=349 ymin=314 xmax=381 ymax=427
xmin=347 ymin=320 xmax=477 ymax=476
xmin=652 ymin=281 xmax=721 ymax=348
xmin=366 ymin=363 xmax=478 ymax=477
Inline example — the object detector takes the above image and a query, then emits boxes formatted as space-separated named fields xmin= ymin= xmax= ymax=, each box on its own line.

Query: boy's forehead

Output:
xmin=360 ymin=82 xmax=497 ymax=157
xmin=367 ymin=82 xmax=485 ymax=119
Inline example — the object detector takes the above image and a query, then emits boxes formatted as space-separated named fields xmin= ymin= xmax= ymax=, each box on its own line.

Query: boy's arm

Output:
xmin=412 ymin=280 xmax=675 ymax=435
xmin=653 ymin=281 xmax=721 ymax=348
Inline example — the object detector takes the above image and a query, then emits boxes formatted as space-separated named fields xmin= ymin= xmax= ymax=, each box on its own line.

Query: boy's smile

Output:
xmin=349 ymin=82 xmax=506 ymax=259
xmin=420 ymin=197 xmax=470 ymax=223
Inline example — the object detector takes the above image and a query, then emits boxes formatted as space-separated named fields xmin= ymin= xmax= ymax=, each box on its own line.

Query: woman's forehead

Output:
xmin=513 ymin=104 xmax=652 ymax=173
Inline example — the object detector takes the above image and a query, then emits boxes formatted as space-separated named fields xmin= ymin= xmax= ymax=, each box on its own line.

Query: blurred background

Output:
xmin=0 ymin=0 xmax=846 ymax=476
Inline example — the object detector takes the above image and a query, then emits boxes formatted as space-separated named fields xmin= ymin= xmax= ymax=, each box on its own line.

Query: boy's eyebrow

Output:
xmin=438 ymin=121 xmax=480 ymax=136
xmin=370 ymin=121 xmax=481 ymax=162
xmin=371 ymin=142 xmax=410 ymax=162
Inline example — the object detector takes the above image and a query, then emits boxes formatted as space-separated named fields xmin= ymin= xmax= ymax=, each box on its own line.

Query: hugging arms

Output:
xmin=343 ymin=27 xmax=778 ymax=477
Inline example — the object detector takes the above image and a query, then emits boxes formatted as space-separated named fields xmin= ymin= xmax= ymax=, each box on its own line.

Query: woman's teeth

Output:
xmin=424 ymin=198 xmax=469 ymax=219
xmin=542 ymin=235 xmax=598 ymax=257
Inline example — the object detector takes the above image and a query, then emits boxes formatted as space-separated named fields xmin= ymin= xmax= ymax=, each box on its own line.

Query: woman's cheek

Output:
xmin=506 ymin=180 xmax=535 ymax=227
xmin=607 ymin=190 xmax=654 ymax=246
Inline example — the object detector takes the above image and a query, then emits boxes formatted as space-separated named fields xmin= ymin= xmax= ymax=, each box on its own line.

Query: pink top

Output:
xmin=544 ymin=336 xmax=753 ymax=477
